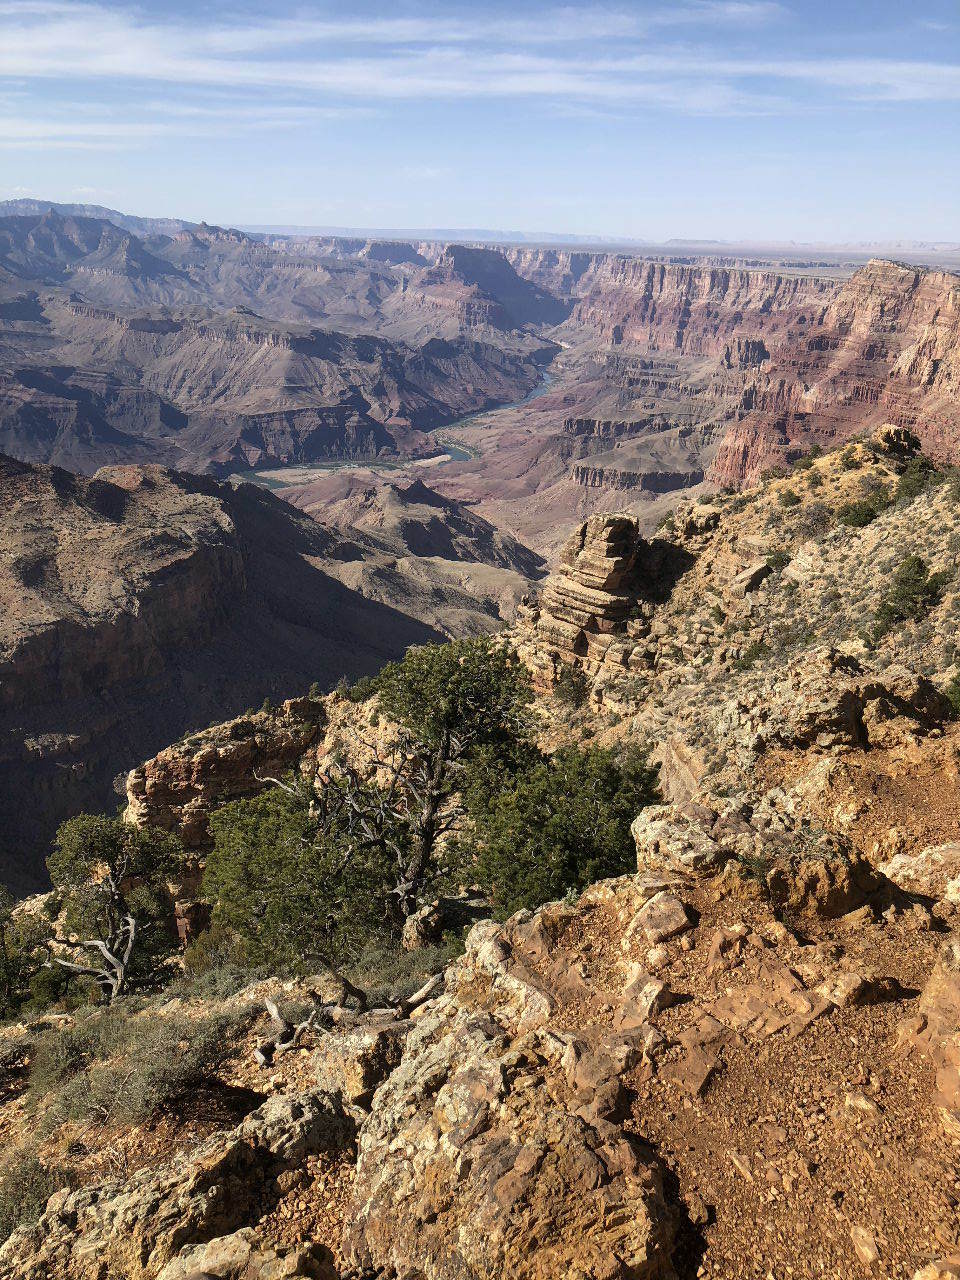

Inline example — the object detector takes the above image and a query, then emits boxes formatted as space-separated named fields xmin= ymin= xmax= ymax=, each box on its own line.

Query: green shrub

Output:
xmin=840 ymin=447 xmax=861 ymax=471
xmin=27 ymin=1005 xmax=129 ymax=1101
xmin=178 ymin=922 xmax=256 ymax=999
xmin=553 ymin=664 xmax=590 ymax=708
xmin=798 ymin=501 xmax=832 ymax=539
xmin=837 ymin=498 xmax=883 ymax=528
xmin=0 ymin=1149 xmax=72 ymax=1243
xmin=736 ymin=851 xmax=771 ymax=884
xmin=873 ymin=555 xmax=951 ymax=637
xmin=348 ymin=936 xmax=466 ymax=1008
xmin=837 ymin=478 xmax=892 ymax=529
xmin=778 ymin=489 xmax=801 ymax=508
xmin=28 ymin=1006 xmax=247 ymax=1131
xmin=205 ymin=783 xmax=395 ymax=971
xmin=895 ymin=456 xmax=936 ymax=504
xmin=465 ymin=746 xmax=659 ymax=914
xmin=766 ymin=550 xmax=791 ymax=571
xmin=0 ymin=889 xmax=56 ymax=1019
xmin=943 ymin=673 xmax=960 ymax=719
xmin=792 ymin=446 xmax=822 ymax=472
xmin=733 ymin=640 xmax=770 ymax=671
xmin=343 ymin=673 xmax=380 ymax=703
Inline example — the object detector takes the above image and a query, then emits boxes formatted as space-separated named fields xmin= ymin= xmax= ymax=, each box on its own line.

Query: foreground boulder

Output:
xmin=344 ymin=913 xmax=679 ymax=1279
xmin=901 ymin=937 xmax=960 ymax=1140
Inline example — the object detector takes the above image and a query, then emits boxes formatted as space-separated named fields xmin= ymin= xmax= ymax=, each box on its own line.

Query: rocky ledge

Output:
xmin=4 ymin=810 xmax=959 ymax=1279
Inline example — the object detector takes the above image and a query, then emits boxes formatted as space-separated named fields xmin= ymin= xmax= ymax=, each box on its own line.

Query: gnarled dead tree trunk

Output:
xmin=45 ymin=870 xmax=139 ymax=1003
xmin=254 ymin=971 xmax=443 ymax=1066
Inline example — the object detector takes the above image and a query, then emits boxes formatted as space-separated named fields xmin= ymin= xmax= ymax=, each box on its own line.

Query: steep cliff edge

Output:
xmin=0 ymin=456 xmax=442 ymax=890
xmin=564 ymin=259 xmax=835 ymax=356
xmin=710 ymin=259 xmax=960 ymax=485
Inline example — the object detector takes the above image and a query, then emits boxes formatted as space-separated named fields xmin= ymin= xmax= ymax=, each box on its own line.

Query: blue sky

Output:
xmin=0 ymin=0 xmax=958 ymax=241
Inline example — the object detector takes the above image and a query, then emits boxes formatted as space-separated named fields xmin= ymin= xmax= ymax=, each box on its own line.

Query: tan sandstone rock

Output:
xmin=0 ymin=1092 xmax=353 ymax=1280
xmin=342 ymin=915 xmax=678 ymax=1280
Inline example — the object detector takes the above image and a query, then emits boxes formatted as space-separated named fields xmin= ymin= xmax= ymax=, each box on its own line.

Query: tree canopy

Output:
xmin=203 ymin=639 xmax=536 ymax=973
xmin=204 ymin=781 xmax=397 ymax=971
xmin=45 ymin=815 xmax=185 ymax=1001
xmin=464 ymin=744 xmax=659 ymax=914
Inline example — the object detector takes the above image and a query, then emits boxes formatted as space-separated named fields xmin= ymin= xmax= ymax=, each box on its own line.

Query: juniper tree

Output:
xmin=204 ymin=638 xmax=534 ymax=971
xmin=45 ymin=816 xmax=184 ymax=1003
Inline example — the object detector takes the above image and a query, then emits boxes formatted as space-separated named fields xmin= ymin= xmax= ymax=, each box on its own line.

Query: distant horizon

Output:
xmin=1 ymin=1 xmax=958 ymax=243
xmin=3 ymin=196 xmax=960 ymax=258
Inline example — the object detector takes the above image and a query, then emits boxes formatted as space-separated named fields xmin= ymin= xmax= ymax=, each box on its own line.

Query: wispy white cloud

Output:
xmin=0 ymin=0 xmax=957 ymax=151
xmin=0 ymin=116 xmax=189 ymax=147
xmin=0 ymin=100 xmax=378 ymax=149
xmin=0 ymin=0 xmax=787 ymax=57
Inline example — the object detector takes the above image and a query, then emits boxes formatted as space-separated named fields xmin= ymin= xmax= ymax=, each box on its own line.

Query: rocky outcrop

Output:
xmin=338 ymin=829 xmax=956 ymax=1279
xmin=881 ymin=843 xmax=960 ymax=905
xmin=722 ymin=337 xmax=770 ymax=369
xmin=757 ymin=649 xmax=952 ymax=752
xmin=312 ymin=1013 xmax=412 ymax=1110
xmin=537 ymin=514 xmax=646 ymax=647
xmin=344 ymin=907 xmax=679 ymax=1280
xmin=0 ymin=1091 xmax=354 ymax=1280
xmin=6 ymin=837 xmax=959 ymax=1279
xmin=516 ymin=514 xmax=693 ymax=686
xmin=124 ymin=697 xmax=324 ymax=849
xmin=573 ymin=463 xmax=704 ymax=492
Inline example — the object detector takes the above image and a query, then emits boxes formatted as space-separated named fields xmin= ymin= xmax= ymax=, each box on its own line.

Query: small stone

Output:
xmin=844 ymin=1091 xmax=880 ymax=1120
xmin=850 ymin=1225 xmax=879 ymax=1267
xmin=729 ymin=1150 xmax=753 ymax=1181
xmin=817 ymin=971 xmax=869 ymax=1007
xmin=638 ymin=891 xmax=692 ymax=944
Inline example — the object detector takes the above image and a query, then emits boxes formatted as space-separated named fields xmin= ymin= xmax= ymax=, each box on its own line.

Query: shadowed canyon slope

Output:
xmin=0 ymin=455 xmax=449 ymax=891
xmin=0 ymin=454 xmax=547 ymax=890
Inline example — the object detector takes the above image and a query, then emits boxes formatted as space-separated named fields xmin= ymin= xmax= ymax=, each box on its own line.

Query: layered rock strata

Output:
xmin=515 ymin=513 xmax=689 ymax=686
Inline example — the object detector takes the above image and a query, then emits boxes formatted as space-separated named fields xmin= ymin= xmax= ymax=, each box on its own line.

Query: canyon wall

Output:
xmin=507 ymin=250 xmax=960 ymax=488
xmin=710 ymin=259 xmax=960 ymax=486
xmin=0 ymin=457 xmax=442 ymax=891
xmin=564 ymin=260 xmax=836 ymax=356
